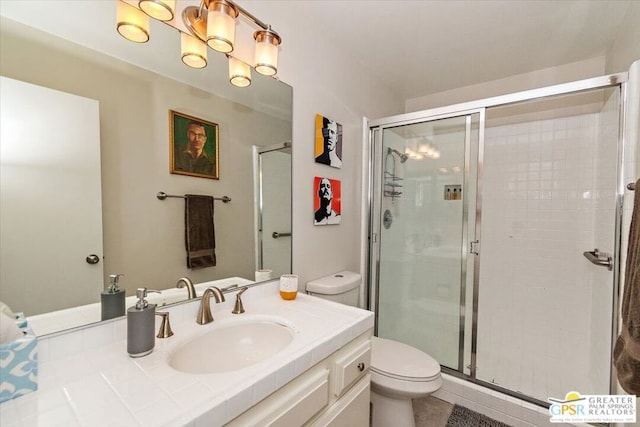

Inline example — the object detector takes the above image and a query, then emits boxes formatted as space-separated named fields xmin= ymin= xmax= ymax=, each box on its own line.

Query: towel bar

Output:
xmin=156 ymin=191 xmax=231 ymax=203
xmin=272 ymin=231 xmax=292 ymax=239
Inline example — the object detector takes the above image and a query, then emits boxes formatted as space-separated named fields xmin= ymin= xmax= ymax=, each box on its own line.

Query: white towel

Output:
xmin=0 ymin=313 xmax=23 ymax=344
xmin=0 ymin=300 xmax=15 ymax=318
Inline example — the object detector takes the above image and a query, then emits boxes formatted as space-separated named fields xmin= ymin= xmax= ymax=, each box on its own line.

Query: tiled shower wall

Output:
xmin=477 ymin=101 xmax=618 ymax=400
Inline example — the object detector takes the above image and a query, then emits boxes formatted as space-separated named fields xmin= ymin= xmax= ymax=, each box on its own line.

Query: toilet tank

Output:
xmin=306 ymin=271 xmax=361 ymax=307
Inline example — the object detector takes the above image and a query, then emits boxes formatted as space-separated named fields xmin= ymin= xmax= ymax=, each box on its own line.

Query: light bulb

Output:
xmin=138 ymin=0 xmax=175 ymax=21
xmin=117 ymin=1 xmax=150 ymax=43
xmin=229 ymin=57 xmax=251 ymax=87
xmin=181 ymin=32 xmax=207 ymax=69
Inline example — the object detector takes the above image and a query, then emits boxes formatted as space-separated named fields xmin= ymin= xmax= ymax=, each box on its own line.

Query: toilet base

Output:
xmin=370 ymin=389 xmax=415 ymax=427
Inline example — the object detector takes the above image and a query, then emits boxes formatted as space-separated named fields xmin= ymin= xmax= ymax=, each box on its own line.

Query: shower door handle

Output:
xmin=583 ymin=248 xmax=613 ymax=271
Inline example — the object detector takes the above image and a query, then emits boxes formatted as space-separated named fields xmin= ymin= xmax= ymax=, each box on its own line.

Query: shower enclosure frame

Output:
xmin=253 ymin=142 xmax=292 ymax=275
xmin=367 ymin=71 xmax=630 ymax=405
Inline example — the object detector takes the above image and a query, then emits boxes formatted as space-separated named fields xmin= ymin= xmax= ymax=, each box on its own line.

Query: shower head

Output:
xmin=388 ymin=148 xmax=408 ymax=163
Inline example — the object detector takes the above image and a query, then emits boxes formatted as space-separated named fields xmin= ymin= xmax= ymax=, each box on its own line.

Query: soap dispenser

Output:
xmin=101 ymin=274 xmax=126 ymax=321
xmin=127 ymin=287 xmax=159 ymax=358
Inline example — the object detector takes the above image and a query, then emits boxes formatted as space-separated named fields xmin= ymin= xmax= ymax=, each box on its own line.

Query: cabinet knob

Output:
xmin=357 ymin=362 xmax=365 ymax=372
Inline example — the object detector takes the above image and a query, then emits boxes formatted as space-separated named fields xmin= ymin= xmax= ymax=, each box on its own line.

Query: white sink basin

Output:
xmin=169 ymin=320 xmax=295 ymax=374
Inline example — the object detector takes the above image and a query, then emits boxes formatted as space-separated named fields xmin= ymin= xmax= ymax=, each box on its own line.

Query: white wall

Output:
xmin=405 ymin=57 xmax=607 ymax=112
xmin=238 ymin=1 xmax=405 ymax=288
xmin=605 ymin=0 xmax=640 ymax=75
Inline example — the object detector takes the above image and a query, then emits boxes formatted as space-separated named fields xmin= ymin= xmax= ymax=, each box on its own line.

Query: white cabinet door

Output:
xmin=0 ymin=76 xmax=103 ymax=316
xmin=308 ymin=374 xmax=371 ymax=427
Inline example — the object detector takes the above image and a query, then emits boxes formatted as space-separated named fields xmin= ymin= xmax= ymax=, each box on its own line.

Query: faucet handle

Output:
xmin=221 ymin=283 xmax=238 ymax=292
xmin=232 ymin=287 xmax=248 ymax=314
xmin=155 ymin=312 xmax=173 ymax=338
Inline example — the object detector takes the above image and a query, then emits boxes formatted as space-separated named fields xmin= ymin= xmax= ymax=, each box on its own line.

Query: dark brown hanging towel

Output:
xmin=614 ymin=178 xmax=640 ymax=395
xmin=185 ymin=194 xmax=216 ymax=269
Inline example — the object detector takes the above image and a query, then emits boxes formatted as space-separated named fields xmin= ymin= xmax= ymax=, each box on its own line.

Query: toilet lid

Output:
xmin=371 ymin=336 xmax=441 ymax=381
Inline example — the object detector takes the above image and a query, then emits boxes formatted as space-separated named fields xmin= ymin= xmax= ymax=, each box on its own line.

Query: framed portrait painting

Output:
xmin=314 ymin=114 xmax=342 ymax=169
xmin=314 ymin=177 xmax=341 ymax=225
xmin=169 ymin=110 xmax=219 ymax=179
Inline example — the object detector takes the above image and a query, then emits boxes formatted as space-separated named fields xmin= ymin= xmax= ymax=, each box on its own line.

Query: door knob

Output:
xmin=86 ymin=254 xmax=100 ymax=264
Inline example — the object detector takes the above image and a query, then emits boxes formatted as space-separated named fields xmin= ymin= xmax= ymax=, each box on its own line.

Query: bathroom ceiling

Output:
xmin=280 ymin=0 xmax=633 ymax=100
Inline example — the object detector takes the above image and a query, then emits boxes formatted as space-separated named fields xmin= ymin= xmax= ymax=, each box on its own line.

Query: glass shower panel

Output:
xmin=376 ymin=115 xmax=470 ymax=370
xmin=256 ymin=145 xmax=292 ymax=278
xmin=476 ymin=88 xmax=619 ymax=400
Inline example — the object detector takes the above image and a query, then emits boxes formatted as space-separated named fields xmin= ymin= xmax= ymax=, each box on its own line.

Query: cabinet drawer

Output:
xmin=333 ymin=340 xmax=371 ymax=397
xmin=226 ymin=368 xmax=329 ymax=427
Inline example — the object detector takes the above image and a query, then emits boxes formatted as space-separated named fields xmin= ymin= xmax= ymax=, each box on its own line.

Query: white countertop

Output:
xmin=0 ymin=281 xmax=374 ymax=427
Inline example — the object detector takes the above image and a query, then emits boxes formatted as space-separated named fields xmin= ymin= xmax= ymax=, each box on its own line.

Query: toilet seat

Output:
xmin=371 ymin=366 xmax=440 ymax=382
xmin=371 ymin=336 xmax=441 ymax=379
xmin=370 ymin=336 xmax=442 ymax=399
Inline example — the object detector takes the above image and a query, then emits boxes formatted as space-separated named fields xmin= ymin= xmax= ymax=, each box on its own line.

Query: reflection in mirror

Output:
xmin=0 ymin=8 xmax=292 ymax=336
xmin=254 ymin=143 xmax=293 ymax=280
xmin=0 ymin=76 xmax=104 ymax=316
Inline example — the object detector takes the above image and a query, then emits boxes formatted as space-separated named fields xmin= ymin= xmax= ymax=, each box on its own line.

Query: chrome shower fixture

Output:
xmin=387 ymin=147 xmax=408 ymax=163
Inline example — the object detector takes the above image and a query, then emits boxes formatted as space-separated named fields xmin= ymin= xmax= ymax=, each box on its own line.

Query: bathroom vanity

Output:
xmin=0 ymin=281 xmax=373 ymax=426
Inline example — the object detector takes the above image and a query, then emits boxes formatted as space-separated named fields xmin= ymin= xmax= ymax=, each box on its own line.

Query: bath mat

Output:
xmin=446 ymin=404 xmax=512 ymax=427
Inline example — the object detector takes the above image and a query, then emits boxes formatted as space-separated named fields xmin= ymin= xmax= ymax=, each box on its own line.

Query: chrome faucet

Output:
xmin=196 ymin=287 xmax=225 ymax=324
xmin=176 ymin=277 xmax=196 ymax=299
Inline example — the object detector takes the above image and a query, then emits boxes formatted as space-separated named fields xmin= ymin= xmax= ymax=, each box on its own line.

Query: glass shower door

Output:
xmin=475 ymin=87 xmax=620 ymax=401
xmin=373 ymin=113 xmax=478 ymax=370
xmin=255 ymin=144 xmax=292 ymax=278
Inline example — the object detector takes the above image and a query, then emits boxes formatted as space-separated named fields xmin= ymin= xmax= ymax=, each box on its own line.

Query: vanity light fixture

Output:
xmin=117 ymin=1 xmax=150 ymax=43
xmin=117 ymin=0 xmax=282 ymax=87
xmin=228 ymin=56 xmax=251 ymax=87
xmin=182 ymin=0 xmax=282 ymax=78
xmin=181 ymin=32 xmax=208 ymax=69
xmin=138 ymin=0 xmax=175 ymax=22
xmin=254 ymin=27 xmax=281 ymax=76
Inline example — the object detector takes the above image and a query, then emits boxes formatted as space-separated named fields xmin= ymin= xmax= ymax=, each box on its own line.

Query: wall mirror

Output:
xmin=0 ymin=1 xmax=292 ymax=336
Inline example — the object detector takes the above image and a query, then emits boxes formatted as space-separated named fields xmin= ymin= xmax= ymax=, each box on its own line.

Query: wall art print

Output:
xmin=314 ymin=176 xmax=341 ymax=225
xmin=314 ymin=114 xmax=342 ymax=168
xmin=169 ymin=110 xmax=219 ymax=179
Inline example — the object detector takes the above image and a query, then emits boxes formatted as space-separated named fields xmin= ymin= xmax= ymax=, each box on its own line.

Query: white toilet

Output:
xmin=306 ymin=271 xmax=442 ymax=427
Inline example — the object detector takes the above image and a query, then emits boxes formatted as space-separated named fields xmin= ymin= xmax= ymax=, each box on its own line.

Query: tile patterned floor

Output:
xmin=413 ymin=396 xmax=454 ymax=427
